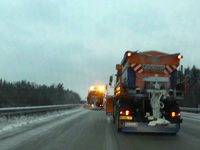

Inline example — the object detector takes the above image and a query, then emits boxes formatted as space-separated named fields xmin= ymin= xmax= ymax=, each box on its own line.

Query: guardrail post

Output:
xmin=6 ymin=114 xmax=10 ymax=121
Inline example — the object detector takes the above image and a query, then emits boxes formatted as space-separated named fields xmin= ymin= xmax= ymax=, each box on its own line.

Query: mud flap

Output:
xmin=122 ymin=122 xmax=180 ymax=133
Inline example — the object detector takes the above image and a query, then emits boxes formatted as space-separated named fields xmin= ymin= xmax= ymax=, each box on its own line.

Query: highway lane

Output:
xmin=0 ymin=107 xmax=199 ymax=150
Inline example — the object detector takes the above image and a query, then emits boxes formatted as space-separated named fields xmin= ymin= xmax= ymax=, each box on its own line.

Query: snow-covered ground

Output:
xmin=0 ymin=106 xmax=83 ymax=133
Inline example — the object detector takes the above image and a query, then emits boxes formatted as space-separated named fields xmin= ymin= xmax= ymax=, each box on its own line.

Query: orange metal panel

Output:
xmin=106 ymin=96 xmax=113 ymax=113
xmin=128 ymin=51 xmax=180 ymax=66
xmin=127 ymin=51 xmax=180 ymax=90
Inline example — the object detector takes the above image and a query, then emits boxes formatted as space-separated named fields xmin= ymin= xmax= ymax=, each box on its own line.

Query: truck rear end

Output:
xmin=87 ymin=86 xmax=105 ymax=108
xmin=109 ymin=50 xmax=185 ymax=133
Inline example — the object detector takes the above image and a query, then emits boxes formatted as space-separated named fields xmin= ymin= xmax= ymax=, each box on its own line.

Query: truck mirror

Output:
xmin=116 ymin=64 xmax=122 ymax=70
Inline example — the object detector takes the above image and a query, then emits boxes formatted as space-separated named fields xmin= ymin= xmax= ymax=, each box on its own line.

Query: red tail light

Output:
xmin=125 ymin=110 xmax=130 ymax=116
xmin=171 ymin=112 xmax=180 ymax=117
xmin=120 ymin=111 xmax=123 ymax=115
xmin=120 ymin=110 xmax=130 ymax=115
xmin=171 ymin=112 xmax=176 ymax=117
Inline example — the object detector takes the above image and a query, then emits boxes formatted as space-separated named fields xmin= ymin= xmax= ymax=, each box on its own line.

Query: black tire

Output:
xmin=117 ymin=127 xmax=122 ymax=132
xmin=115 ymin=115 xmax=121 ymax=132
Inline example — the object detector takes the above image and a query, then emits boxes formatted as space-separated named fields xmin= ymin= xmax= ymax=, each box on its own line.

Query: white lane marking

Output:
xmin=107 ymin=117 xmax=111 ymax=123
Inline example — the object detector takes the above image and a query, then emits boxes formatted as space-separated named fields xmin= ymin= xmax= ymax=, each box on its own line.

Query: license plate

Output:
xmin=124 ymin=122 xmax=138 ymax=127
xmin=120 ymin=116 xmax=133 ymax=120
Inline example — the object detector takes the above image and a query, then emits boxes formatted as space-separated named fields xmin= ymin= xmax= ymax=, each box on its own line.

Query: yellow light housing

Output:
xmin=90 ymin=86 xmax=94 ymax=90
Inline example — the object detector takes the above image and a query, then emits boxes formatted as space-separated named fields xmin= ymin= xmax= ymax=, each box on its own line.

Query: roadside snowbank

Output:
xmin=0 ymin=107 xmax=83 ymax=133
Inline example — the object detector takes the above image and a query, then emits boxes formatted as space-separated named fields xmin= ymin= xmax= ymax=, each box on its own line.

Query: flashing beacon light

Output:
xmin=177 ymin=55 xmax=183 ymax=59
xmin=98 ymin=86 xmax=103 ymax=92
xmin=90 ymin=86 xmax=94 ymax=90
xmin=126 ymin=52 xmax=132 ymax=57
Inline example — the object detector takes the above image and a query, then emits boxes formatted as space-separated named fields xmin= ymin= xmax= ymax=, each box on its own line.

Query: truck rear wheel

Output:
xmin=115 ymin=115 xmax=122 ymax=132
xmin=113 ymin=115 xmax=115 ymax=124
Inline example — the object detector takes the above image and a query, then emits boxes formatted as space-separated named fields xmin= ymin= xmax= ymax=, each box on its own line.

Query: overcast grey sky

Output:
xmin=0 ymin=0 xmax=199 ymax=100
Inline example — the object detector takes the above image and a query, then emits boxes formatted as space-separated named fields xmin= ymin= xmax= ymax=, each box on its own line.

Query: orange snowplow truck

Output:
xmin=87 ymin=86 xmax=105 ymax=108
xmin=108 ymin=50 xmax=186 ymax=133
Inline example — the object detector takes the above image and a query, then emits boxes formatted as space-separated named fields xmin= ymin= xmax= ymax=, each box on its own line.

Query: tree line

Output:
xmin=0 ymin=80 xmax=81 ymax=108
xmin=179 ymin=65 xmax=200 ymax=108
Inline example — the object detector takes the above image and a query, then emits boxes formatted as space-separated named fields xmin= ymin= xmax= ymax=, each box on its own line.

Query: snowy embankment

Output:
xmin=0 ymin=106 xmax=83 ymax=133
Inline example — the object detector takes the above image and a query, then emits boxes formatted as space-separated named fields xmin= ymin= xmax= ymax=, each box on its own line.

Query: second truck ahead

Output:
xmin=108 ymin=50 xmax=186 ymax=133
xmin=87 ymin=86 xmax=105 ymax=108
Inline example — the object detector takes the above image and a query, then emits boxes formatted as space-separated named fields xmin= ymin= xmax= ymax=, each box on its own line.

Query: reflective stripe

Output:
xmin=131 ymin=64 xmax=143 ymax=73
xmin=164 ymin=65 xmax=177 ymax=74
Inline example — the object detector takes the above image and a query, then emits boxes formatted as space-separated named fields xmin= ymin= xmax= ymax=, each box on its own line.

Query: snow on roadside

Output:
xmin=0 ymin=106 xmax=83 ymax=133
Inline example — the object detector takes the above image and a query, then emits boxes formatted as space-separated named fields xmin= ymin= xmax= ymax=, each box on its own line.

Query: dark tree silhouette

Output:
xmin=0 ymin=80 xmax=81 ymax=108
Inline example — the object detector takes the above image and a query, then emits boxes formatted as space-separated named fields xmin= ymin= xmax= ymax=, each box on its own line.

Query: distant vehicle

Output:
xmin=107 ymin=50 xmax=186 ymax=133
xmin=86 ymin=86 xmax=105 ymax=108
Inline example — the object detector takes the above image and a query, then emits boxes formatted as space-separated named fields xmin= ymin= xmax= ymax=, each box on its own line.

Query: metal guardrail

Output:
xmin=0 ymin=104 xmax=82 ymax=119
xmin=180 ymin=107 xmax=200 ymax=113
xmin=0 ymin=105 xmax=198 ymax=119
